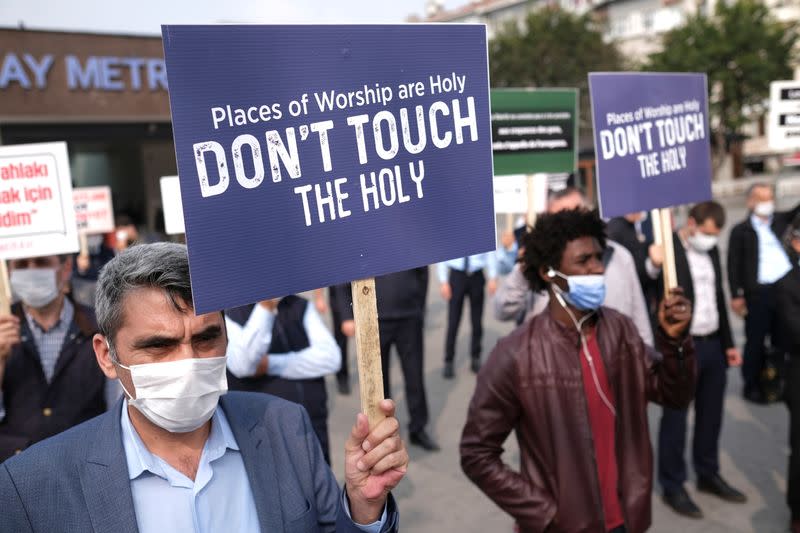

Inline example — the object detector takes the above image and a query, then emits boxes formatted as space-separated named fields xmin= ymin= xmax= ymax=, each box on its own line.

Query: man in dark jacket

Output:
xmin=0 ymin=254 xmax=106 ymax=461
xmin=653 ymin=202 xmax=745 ymax=517
xmin=461 ymin=209 xmax=696 ymax=533
xmin=333 ymin=267 xmax=439 ymax=451
xmin=728 ymin=183 xmax=800 ymax=401
xmin=775 ymin=215 xmax=800 ymax=532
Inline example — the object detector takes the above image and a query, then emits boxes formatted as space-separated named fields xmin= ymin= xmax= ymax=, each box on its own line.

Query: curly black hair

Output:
xmin=521 ymin=208 xmax=607 ymax=292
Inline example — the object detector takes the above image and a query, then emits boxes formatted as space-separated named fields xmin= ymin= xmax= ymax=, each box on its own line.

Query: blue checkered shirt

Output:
xmin=24 ymin=299 xmax=74 ymax=383
xmin=0 ymin=299 xmax=74 ymax=421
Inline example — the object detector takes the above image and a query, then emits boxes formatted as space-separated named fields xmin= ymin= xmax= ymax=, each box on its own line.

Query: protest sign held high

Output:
xmin=162 ymin=24 xmax=495 ymax=313
xmin=769 ymin=80 xmax=800 ymax=151
xmin=589 ymin=73 xmax=712 ymax=219
xmin=491 ymin=88 xmax=578 ymax=176
xmin=73 ymin=186 xmax=114 ymax=235
xmin=163 ymin=24 xmax=495 ymax=423
xmin=0 ymin=142 xmax=78 ymax=260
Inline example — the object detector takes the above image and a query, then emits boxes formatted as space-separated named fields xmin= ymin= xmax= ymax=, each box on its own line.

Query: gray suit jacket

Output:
xmin=0 ymin=391 xmax=399 ymax=532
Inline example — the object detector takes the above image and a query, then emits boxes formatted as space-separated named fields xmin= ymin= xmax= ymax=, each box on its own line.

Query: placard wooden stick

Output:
xmin=350 ymin=278 xmax=386 ymax=427
xmin=658 ymin=208 xmax=678 ymax=298
xmin=79 ymin=233 xmax=89 ymax=259
xmin=0 ymin=261 xmax=11 ymax=315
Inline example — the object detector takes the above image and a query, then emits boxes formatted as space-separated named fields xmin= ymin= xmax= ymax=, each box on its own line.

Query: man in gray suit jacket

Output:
xmin=0 ymin=243 xmax=406 ymax=533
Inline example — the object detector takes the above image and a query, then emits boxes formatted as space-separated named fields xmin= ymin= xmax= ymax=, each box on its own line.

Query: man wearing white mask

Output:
xmin=728 ymin=183 xmax=800 ymax=402
xmin=0 ymin=254 xmax=106 ymax=461
xmin=0 ymin=243 xmax=406 ymax=532
xmin=654 ymin=201 xmax=745 ymax=518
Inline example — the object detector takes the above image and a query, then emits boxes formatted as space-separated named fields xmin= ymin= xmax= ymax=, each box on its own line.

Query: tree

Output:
xmin=647 ymin=0 xmax=798 ymax=177
xmin=489 ymin=6 xmax=624 ymax=136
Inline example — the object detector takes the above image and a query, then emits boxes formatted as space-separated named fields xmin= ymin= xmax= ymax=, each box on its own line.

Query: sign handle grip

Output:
xmin=351 ymin=278 xmax=386 ymax=427
xmin=657 ymin=208 xmax=678 ymax=299
xmin=0 ymin=260 xmax=11 ymax=315
xmin=526 ymin=175 xmax=538 ymax=229
xmin=79 ymin=232 xmax=89 ymax=259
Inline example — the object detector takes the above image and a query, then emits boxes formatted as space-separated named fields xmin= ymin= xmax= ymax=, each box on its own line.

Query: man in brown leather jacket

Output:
xmin=461 ymin=209 xmax=697 ymax=533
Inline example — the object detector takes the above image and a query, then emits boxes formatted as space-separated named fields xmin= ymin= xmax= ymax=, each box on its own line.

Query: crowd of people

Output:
xmin=0 ymin=183 xmax=798 ymax=532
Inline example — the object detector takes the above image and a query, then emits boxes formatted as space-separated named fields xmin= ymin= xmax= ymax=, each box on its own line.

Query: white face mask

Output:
xmin=687 ymin=231 xmax=718 ymax=252
xmin=10 ymin=268 xmax=60 ymax=308
xmin=115 ymin=354 xmax=228 ymax=433
xmin=754 ymin=201 xmax=775 ymax=218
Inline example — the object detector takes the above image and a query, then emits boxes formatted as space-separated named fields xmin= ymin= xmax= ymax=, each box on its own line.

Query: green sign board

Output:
xmin=491 ymin=88 xmax=578 ymax=176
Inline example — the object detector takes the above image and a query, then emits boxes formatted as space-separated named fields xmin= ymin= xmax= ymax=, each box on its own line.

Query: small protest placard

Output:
xmin=162 ymin=24 xmax=496 ymax=314
xmin=160 ymin=176 xmax=185 ymax=235
xmin=491 ymin=89 xmax=578 ymax=176
xmin=493 ymin=173 xmax=547 ymax=214
xmin=589 ymin=73 xmax=712 ymax=218
xmin=73 ymin=186 xmax=114 ymax=234
xmin=769 ymin=80 xmax=800 ymax=152
xmin=0 ymin=141 xmax=78 ymax=260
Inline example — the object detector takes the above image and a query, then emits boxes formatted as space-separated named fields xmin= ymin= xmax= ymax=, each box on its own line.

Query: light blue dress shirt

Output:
xmin=751 ymin=214 xmax=792 ymax=284
xmin=437 ymin=251 xmax=499 ymax=283
xmin=121 ymin=403 xmax=260 ymax=533
xmin=496 ymin=241 xmax=519 ymax=276
xmin=121 ymin=403 xmax=386 ymax=533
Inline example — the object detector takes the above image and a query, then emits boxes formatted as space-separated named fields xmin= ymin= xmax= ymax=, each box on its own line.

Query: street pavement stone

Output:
xmin=325 ymin=193 xmax=796 ymax=532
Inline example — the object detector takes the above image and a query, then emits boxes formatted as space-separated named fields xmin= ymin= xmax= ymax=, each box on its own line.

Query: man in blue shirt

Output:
xmin=438 ymin=252 xmax=498 ymax=379
xmin=728 ymin=183 xmax=800 ymax=402
xmin=0 ymin=243 xmax=406 ymax=533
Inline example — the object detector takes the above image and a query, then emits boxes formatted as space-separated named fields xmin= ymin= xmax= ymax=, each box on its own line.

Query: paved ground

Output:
xmin=324 ymin=193 xmax=797 ymax=532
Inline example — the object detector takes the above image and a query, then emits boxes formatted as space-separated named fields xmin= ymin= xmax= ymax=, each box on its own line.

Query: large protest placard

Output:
xmin=769 ymin=80 xmax=800 ymax=151
xmin=162 ymin=25 xmax=495 ymax=314
xmin=491 ymin=88 xmax=577 ymax=176
xmin=589 ymin=73 xmax=712 ymax=218
xmin=73 ymin=186 xmax=114 ymax=234
xmin=160 ymin=176 xmax=185 ymax=235
xmin=0 ymin=142 xmax=79 ymax=260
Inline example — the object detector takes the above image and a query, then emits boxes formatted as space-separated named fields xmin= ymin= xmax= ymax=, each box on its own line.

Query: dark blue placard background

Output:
xmin=162 ymin=25 xmax=495 ymax=314
xmin=589 ymin=73 xmax=712 ymax=219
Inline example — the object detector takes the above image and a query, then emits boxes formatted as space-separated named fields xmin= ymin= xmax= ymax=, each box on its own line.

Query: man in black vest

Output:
xmin=728 ymin=183 xmax=800 ymax=402
xmin=0 ymin=254 xmax=107 ymax=461
xmin=655 ymin=202 xmax=746 ymax=517
xmin=333 ymin=268 xmax=439 ymax=451
xmin=224 ymin=296 xmax=340 ymax=463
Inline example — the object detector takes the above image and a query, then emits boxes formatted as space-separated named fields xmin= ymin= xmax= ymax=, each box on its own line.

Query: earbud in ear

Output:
xmin=547 ymin=268 xmax=556 ymax=278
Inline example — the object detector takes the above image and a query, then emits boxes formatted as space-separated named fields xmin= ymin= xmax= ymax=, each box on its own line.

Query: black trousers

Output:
xmin=787 ymin=358 xmax=800 ymax=519
xmin=444 ymin=269 xmax=485 ymax=363
xmin=329 ymin=288 xmax=349 ymax=382
xmin=658 ymin=335 xmax=727 ymax=493
xmin=379 ymin=317 xmax=429 ymax=433
xmin=743 ymin=285 xmax=781 ymax=393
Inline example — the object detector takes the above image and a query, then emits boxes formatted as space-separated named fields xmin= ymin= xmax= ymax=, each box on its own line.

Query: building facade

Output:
xmin=0 ymin=28 xmax=176 ymax=232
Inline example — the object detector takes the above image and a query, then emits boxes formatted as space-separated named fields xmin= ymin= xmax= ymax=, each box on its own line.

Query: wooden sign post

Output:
xmin=350 ymin=278 xmax=386 ymax=426
xmin=651 ymin=208 xmax=677 ymax=298
xmin=0 ymin=261 xmax=11 ymax=315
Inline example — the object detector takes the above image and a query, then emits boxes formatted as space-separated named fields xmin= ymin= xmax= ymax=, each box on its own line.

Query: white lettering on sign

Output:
xmin=0 ymin=53 xmax=167 ymax=92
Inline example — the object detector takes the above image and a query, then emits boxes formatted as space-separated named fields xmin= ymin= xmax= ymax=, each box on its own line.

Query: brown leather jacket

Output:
xmin=460 ymin=307 xmax=696 ymax=533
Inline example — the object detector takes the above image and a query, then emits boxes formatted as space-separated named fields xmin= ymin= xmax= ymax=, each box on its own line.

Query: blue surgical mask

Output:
xmin=551 ymin=270 xmax=606 ymax=311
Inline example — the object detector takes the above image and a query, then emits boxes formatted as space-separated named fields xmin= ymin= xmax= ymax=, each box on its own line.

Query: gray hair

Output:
xmin=95 ymin=242 xmax=193 ymax=344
